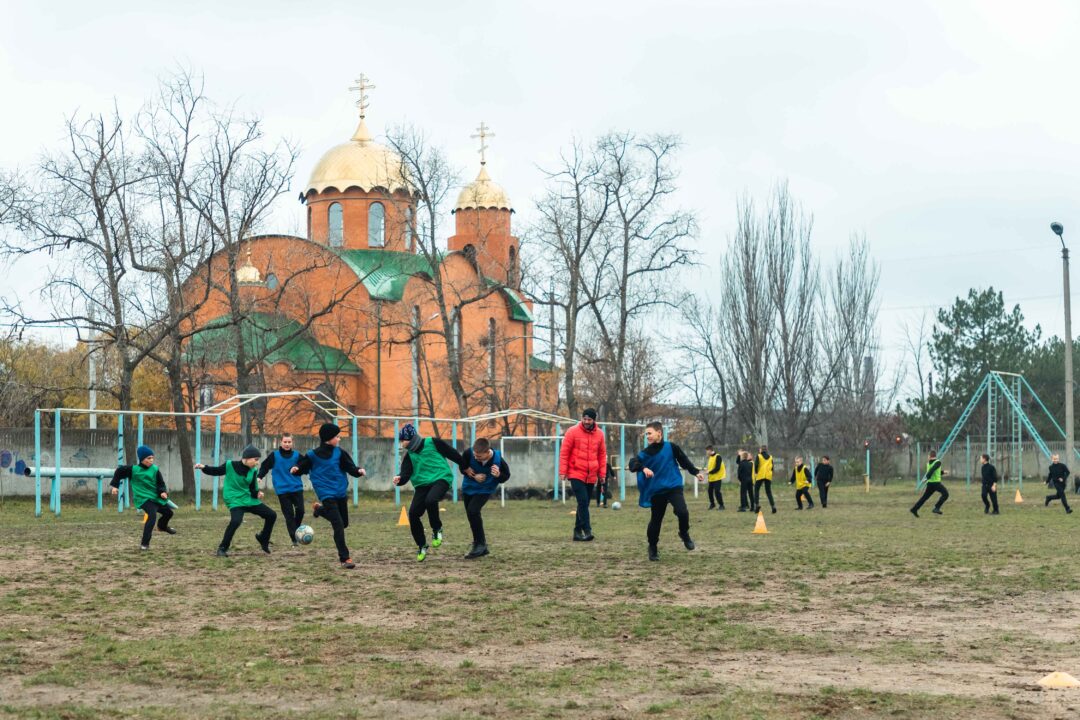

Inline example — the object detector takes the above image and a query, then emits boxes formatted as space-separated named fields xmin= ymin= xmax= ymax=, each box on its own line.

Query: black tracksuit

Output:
xmin=814 ymin=464 xmax=833 ymax=508
xmin=706 ymin=454 xmax=724 ymax=509
xmin=912 ymin=460 xmax=949 ymax=513
xmin=1046 ymin=462 xmax=1072 ymax=513
xmin=628 ymin=442 xmax=700 ymax=547
xmin=110 ymin=465 xmax=173 ymax=547
xmin=737 ymin=458 xmax=754 ymax=510
xmin=981 ymin=462 xmax=999 ymax=514
xmin=293 ymin=444 xmax=365 ymax=562
xmin=258 ymin=448 xmax=304 ymax=543
xmin=790 ymin=465 xmax=814 ymax=509
xmin=199 ymin=461 xmax=278 ymax=552
xmin=398 ymin=437 xmax=465 ymax=549
xmin=596 ymin=463 xmax=614 ymax=507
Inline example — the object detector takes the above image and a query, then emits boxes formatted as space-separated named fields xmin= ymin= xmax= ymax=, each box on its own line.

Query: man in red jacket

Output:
xmin=559 ymin=408 xmax=607 ymax=541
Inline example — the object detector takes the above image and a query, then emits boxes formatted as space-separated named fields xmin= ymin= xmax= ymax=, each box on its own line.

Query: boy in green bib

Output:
xmin=196 ymin=445 xmax=277 ymax=557
xmin=110 ymin=445 xmax=176 ymax=551
xmin=392 ymin=423 xmax=464 ymax=561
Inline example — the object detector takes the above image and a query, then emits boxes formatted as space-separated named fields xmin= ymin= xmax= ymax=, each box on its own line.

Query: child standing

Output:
xmin=196 ymin=445 xmax=277 ymax=557
xmin=980 ymin=453 xmax=1000 ymax=515
xmin=457 ymin=437 xmax=512 ymax=559
xmin=814 ymin=456 xmax=834 ymax=508
xmin=705 ymin=446 xmax=725 ymax=510
xmin=736 ymin=450 xmax=754 ymax=512
xmin=628 ymin=421 xmax=704 ymax=562
xmin=110 ymin=445 xmax=176 ymax=551
xmin=596 ymin=460 xmax=614 ymax=508
xmin=291 ymin=423 xmax=367 ymax=569
xmin=393 ymin=423 xmax=465 ymax=562
xmin=753 ymin=445 xmax=776 ymax=514
xmin=258 ymin=432 xmax=304 ymax=545
xmin=790 ymin=456 xmax=814 ymax=509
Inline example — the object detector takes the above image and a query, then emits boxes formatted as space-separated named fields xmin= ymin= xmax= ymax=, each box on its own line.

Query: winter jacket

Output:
xmin=558 ymin=422 xmax=607 ymax=484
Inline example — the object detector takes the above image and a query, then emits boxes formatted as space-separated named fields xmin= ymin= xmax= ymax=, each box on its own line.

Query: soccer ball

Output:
xmin=294 ymin=524 xmax=314 ymax=545
xmin=611 ymin=501 xmax=622 ymax=510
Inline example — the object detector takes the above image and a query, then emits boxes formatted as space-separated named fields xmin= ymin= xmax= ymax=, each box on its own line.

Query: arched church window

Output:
xmin=463 ymin=244 xmax=477 ymax=268
xmin=265 ymin=272 xmax=279 ymax=290
xmin=368 ymin=202 xmax=386 ymax=247
xmin=198 ymin=385 xmax=214 ymax=411
xmin=450 ymin=307 xmax=462 ymax=364
xmin=328 ymin=203 xmax=344 ymax=247
xmin=508 ymin=245 xmax=518 ymax=286
xmin=405 ymin=206 xmax=415 ymax=251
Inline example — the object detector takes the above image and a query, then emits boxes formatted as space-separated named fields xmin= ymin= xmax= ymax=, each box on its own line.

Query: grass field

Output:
xmin=2 ymin=482 xmax=1079 ymax=719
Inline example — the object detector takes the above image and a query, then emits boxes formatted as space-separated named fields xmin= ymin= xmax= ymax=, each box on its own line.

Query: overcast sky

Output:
xmin=3 ymin=0 xmax=1079 ymax=394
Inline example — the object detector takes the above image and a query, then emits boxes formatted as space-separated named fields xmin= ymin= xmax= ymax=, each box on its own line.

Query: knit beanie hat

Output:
xmin=136 ymin=445 xmax=154 ymax=462
xmin=319 ymin=422 xmax=341 ymax=442
xmin=582 ymin=408 xmax=598 ymax=420
xmin=242 ymin=445 xmax=261 ymax=460
xmin=398 ymin=423 xmax=418 ymax=442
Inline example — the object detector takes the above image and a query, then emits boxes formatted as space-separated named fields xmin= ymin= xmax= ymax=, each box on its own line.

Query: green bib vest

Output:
xmin=407 ymin=438 xmax=455 ymax=488
xmin=223 ymin=462 xmax=261 ymax=509
xmin=925 ymin=461 xmax=942 ymax=484
xmin=130 ymin=463 xmax=165 ymax=509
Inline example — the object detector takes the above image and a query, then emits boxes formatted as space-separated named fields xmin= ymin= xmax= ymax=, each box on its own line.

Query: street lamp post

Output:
xmin=1052 ymin=222 xmax=1073 ymax=468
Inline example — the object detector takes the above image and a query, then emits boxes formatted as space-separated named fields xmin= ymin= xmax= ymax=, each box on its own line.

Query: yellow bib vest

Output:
xmin=793 ymin=466 xmax=811 ymax=489
xmin=756 ymin=454 xmax=773 ymax=481
xmin=707 ymin=455 xmax=725 ymax=482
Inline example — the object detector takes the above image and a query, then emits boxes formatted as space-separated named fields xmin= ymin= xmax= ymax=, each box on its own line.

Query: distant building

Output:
xmin=183 ymin=83 xmax=555 ymax=434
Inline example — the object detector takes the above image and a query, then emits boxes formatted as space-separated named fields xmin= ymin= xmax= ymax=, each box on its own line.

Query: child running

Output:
xmin=457 ymin=437 xmax=512 ymax=559
xmin=627 ymin=421 xmax=704 ymax=562
xmin=980 ymin=453 xmax=1000 ymax=515
xmin=910 ymin=449 xmax=949 ymax=517
xmin=1045 ymin=453 xmax=1073 ymax=514
xmin=196 ymin=445 xmax=277 ymax=557
xmin=393 ymin=423 xmax=465 ymax=562
xmin=291 ymin=423 xmax=367 ymax=569
xmin=814 ymin=456 xmax=834 ymax=508
xmin=258 ymin=432 xmax=304 ymax=545
xmin=790 ymin=456 xmax=814 ymax=509
xmin=705 ymin=445 xmax=725 ymax=510
xmin=109 ymin=444 xmax=176 ymax=551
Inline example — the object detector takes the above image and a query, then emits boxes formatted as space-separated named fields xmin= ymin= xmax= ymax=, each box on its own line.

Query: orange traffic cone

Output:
xmin=752 ymin=511 xmax=769 ymax=534
xmin=397 ymin=506 xmax=409 ymax=526
xmin=1015 ymin=489 xmax=1023 ymax=504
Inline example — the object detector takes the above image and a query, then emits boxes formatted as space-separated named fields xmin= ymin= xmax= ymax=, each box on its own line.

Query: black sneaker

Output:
xmin=648 ymin=545 xmax=659 ymax=561
xmin=256 ymin=533 xmax=271 ymax=554
xmin=680 ymin=534 xmax=696 ymax=551
xmin=718 ymin=506 xmax=725 ymax=511
xmin=984 ymin=508 xmax=990 ymax=514
xmin=292 ymin=540 xmax=300 ymax=547
xmin=582 ymin=533 xmax=595 ymax=542
xmin=910 ymin=508 xmax=919 ymax=518
xmin=216 ymin=547 xmax=229 ymax=557
xmin=158 ymin=526 xmax=177 ymax=535
xmin=1046 ymin=497 xmax=1052 ymax=507
xmin=932 ymin=508 xmax=943 ymax=515
xmin=771 ymin=507 xmax=777 ymax=514
xmin=341 ymin=558 xmax=356 ymax=569
xmin=708 ymin=505 xmax=716 ymax=511
xmin=991 ymin=510 xmax=999 ymax=515
xmin=1067 ymin=508 xmax=1074 ymax=515
xmin=465 ymin=543 xmax=489 ymax=559
xmin=737 ymin=507 xmax=748 ymax=512
xmin=573 ymin=530 xmax=587 ymax=542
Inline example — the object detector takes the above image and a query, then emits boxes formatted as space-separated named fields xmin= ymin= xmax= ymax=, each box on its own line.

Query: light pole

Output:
xmin=1052 ymin=222 xmax=1073 ymax=468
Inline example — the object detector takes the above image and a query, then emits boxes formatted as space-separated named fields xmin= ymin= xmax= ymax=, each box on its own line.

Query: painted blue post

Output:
xmin=137 ymin=412 xmax=144 ymax=448
xmin=352 ymin=416 xmax=359 ymax=507
xmin=117 ymin=415 xmax=125 ymax=512
xmin=554 ymin=423 xmax=561 ymax=501
xmin=619 ymin=425 xmax=626 ymax=501
xmin=865 ymin=446 xmax=870 ymax=486
xmin=33 ymin=410 xmax=41 ymax=517
xmin=451 ymin=422 xmax=459 ymax=503
xmin=97 ymin=475 xmax=103 ymax=510
xmin=915 ymin=441 xmax=921 ymax=489
xmin=53 ymin=408 xmax=61 ymax=516
xmin=194 ymin=416 xmax=202 ymax=510
xmin=393 ymin=419 xmax=401 ymax=507
xmin=212 ymin=416 xmax=221 ymax=511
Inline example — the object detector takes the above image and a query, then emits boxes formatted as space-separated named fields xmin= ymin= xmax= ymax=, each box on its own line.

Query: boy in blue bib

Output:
xmin=627 ymin=421 xmax=704 ymax=561
xmin=457 ymin=437 xmax=511 ymax=559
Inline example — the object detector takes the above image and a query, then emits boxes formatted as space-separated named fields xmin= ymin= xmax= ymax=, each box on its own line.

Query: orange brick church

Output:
xmin=184 ymin=77 xmax=555 ymax=435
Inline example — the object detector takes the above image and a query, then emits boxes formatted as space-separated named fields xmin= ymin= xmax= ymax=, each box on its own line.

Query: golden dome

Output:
xmin=455 ymin=166 xmax=512 ymax=212
xmin=236 ymin=247 xmax=262 ymax=285
xmin=305 ymin=120 xmax=412 ymax=195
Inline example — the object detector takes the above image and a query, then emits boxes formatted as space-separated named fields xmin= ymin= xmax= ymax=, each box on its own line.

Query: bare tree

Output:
xmin=671 ymin=297 xmax=729 ymax=445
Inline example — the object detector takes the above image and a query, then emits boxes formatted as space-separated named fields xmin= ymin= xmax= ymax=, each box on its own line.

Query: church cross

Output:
xmin=349 ymin=73 xmax=376 ymax=119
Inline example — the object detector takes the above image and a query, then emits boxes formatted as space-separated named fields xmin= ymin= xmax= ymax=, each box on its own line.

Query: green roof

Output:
xmin=482 ymin=277 xmax=534 ymax=322
xmin=336 ymin=249 xmax=438 ymax=301
xmin=188 ymin=313 xmax=360 ymax=374
xmin=530 ymin=355 xmax=555 ymax=372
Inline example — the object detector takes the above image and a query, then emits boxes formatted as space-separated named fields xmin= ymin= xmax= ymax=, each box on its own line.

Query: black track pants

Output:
xmin=219 ymin=503 xmax=277 ymax=551
xmin=408 ymin=479 xmax=450 ymax=548
xmin=647 ymin=486 xmax=690 ymax=546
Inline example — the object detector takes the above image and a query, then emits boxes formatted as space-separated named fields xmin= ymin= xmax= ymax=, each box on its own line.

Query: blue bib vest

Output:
xmin=636 ymin=442 xmax=683 ymax=508
xmin=308 ymin=447 xmax=346 ymax=501
xmin=271 ymin=450 xmax=303 ymax=494
xmin=461 ymin=449 xmax=503 ymax=496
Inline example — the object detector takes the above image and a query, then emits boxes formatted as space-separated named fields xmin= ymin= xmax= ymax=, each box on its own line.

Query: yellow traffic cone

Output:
xmin=752 ymin=511 xmax=769 ymax=534
xmin=1038 ymin=671 xmax=1080 ymax=689
xmin=397 ymin=506 xmax=409 ymax=526
xmin=1015 ymin=489 xmax=1023 ymax=504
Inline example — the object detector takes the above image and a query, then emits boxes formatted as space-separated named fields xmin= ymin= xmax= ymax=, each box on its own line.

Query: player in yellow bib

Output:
xmin=705 ymin=445 xmax=725 ymax=510
xmin=789 ymin=456 xmax=814 ymax=509
xmin=753 ymin=445 xmax=777 ymax=514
